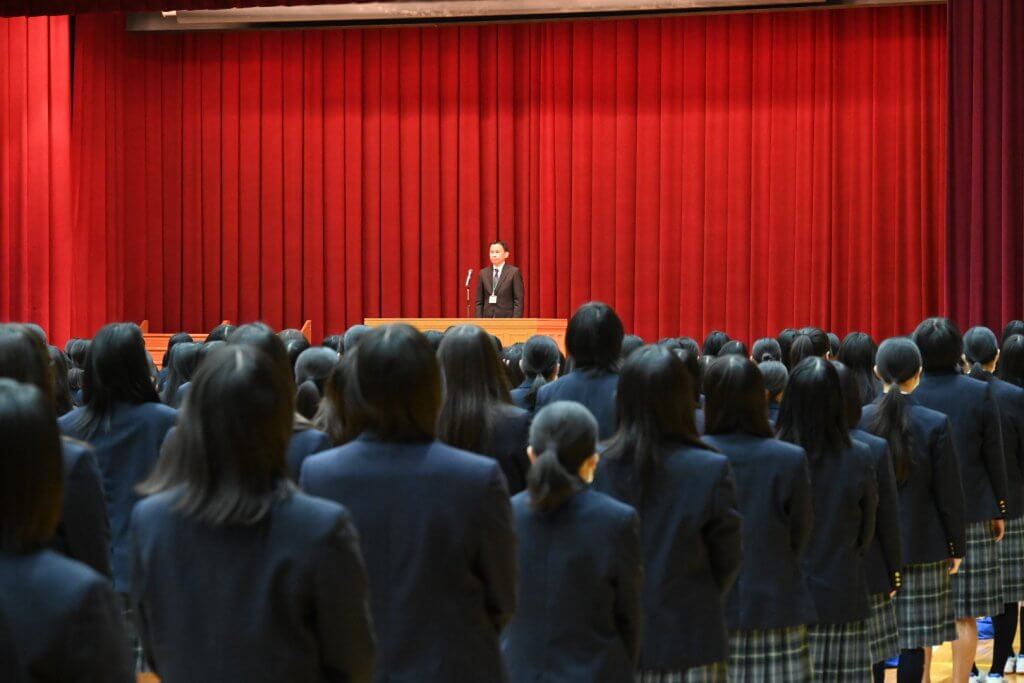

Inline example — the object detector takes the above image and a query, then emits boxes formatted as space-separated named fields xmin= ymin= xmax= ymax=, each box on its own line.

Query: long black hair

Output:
xmin=161 ymin=342 xmax=201 ymax=407
xmin=838 ymin=332 xmax=881 ymax=404
xmin=140 ymin=345 xmax=294 ymax=525
xmin=704 ymin=355 xmax=774 ymax=437
xmin=565 ymin=302 xmax=624 ymax=373
xmin=702 ymin=331 xmax=729 ymax=357
xmin=526 ymin=402 xmax=598 ymax=513
xmin=0 ymin=324 xmax=55 ymax=407
xmin=436 ymin=325 xmax=512 ymax=455
xmin=776 ymin=356 xmax=850 ymax=462
xmin=963 ymin=326 xmax=999 ymax=377
xmin=519 ymin=335 xmax=561 ymax=411
xmin=48 ymin=346 xmax=74 ymax=417
xmin=74 ymin=323 xmax=160 ymax=438
xmin=603 ymin=345 xmax=710 ymax=500
xmin=913 ymin=317 xmax=962 ymax=372
xmin=0 ymin=379 xmax=63 ymax=552
xmin=831 ymin=361 xmax=863 ymax=430
xmin=998 ymin=334 xmax=1024 ymax=388
xmin=758 ymin=361 xmax=788 ymax=404
xmin=863 ymin=337 xmax=921 ymax=483
xmin=1002 ymin=320 xmax=1024 ymax=343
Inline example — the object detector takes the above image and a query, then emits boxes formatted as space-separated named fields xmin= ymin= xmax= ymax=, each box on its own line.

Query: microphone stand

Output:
xmin=465 ymin=269 xmax=473 ymax=318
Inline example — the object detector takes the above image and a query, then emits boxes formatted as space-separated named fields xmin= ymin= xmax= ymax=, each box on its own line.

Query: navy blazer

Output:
xmin=860 ymin=396 xmax=967 ymax=563
xmin=914 ymin=371 xmax=1007 ymax=521
xmin=301 ymin=436 xmax=517 ymax=682
xmin=0 ymin=549 xmax=132 ymax=682
xmin=130 ymin=490 xmax=375 ymax=683
xmin=592 ymin=443 xmax=742 ymax=670
xmin=801 ymin=440 xmax=878 ymax=624
xmin=851 ymin=429 xmax=904 ymax=595
xmin=482 ymin=404 xmax=532 ymax=496
xmin=503 ymin=488 xmax=642 ymax=683
xmin=701 ymin=433 xmax=817 ymax=630
xmin=59 ymin=401 xmax=178 ymax=592
xmin=972 ymin=371 xmax=1024 ymax=519
xmin=286 ymin=427 xmax=332 ymax=483
xmin=536 ymin=370 xmax=619 ymax=440
xmin=52 ymin=438 xmax=111 ymax=578
xmin=0 ymin=608 xmax=27 ymax=683
xmin=509 ymin=380 xmax=532 ymax=412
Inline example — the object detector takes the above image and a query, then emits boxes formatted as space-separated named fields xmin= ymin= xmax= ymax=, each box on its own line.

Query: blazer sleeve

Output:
xmin=856 ymin=457 xmax=880 ymax=556
xmin=933 ymin=418 xmax=967 ymax=557
xmin=475 ymin=272 xmax=486 ymax=318
xmin=512 ymin=268 xmax=524 ymax=318
xmin=474 ymin=463 xmax=518 ymax=632
xmin=981 ymin=384 xmax=1009 ymax=517
xmin=874 ymin=445 xmax=904 ymax=589
xmin=704 ymin=462 xmax=743 ymax=595
xmin=314 ymin=510 xmax=376 ymax=683
xmin=787 ymin=454 xmax=814 ymax=557
xmin=69 ymin=580 xmax=134 ymax=683
xmin=63 ymin=447 xmax=112 ymax=578
xmin=613 ymin=510 xmax=643 ymax=665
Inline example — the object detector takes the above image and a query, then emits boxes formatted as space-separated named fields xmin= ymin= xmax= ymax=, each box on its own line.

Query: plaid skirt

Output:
xmin=953 ymin=520 xmax=1004 ymax=619
xmin=895 ymin=560 xmax=956 ymax=649
xmin=637 ymin=661 xmax=727 ymax=683
xmin=807 ymin=620 xmax=872 ymax=682
xmin=728 ymin=626 xmax=812 ymax=682
xmin=866 ymin=592 xmax=900 ymax=663
xmin=999 ymin=516 xmax=1024 ymax=602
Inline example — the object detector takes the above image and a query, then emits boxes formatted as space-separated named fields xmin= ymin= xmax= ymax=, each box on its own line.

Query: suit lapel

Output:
xmin=494 ymin=265 xmax=509 ymax=291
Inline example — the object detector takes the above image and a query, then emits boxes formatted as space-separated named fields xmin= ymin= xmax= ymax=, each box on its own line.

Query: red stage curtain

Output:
xmin=72 ymin=5 xmax=947 ymax=343
xmin=0 ymin=16 xmax=73 ymax=343
xmin=947 ymin=0 xmax=1024 ymax=332
xmin=0 ymin=0 xmax=390 ymax=17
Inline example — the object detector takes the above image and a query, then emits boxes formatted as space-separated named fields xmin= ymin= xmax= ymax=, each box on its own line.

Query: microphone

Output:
xmin=465 ymin=269 xmax=473 ymax=288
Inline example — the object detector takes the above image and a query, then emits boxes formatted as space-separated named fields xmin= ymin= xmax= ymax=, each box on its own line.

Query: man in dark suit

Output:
xmin=476 ymin=240 xmax=524 ymax=318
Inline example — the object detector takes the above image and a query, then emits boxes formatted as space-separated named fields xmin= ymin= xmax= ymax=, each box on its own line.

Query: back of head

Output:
xmin=520 ymin=335 xmax=561 ymax=411
xmin=67 ymin=338 xmax=91 ymax=370
xmin=313 ymin=363 xmax=347 ymax=445
xmin=675 ymin=348 xmax=703 ymax=401
xmin=776 ymin=356 xmax=850 ymax=461
xmin=718 ymin=340 xmax=748 ymax=357
xmin=163 ymin=332 xmax=195 ymax=368
xmin=22 ymin=323 xmax=46 ymax=346
xmin=827 ymin=332 xmax=840 ymax=358
xmin=758 ymin=360 xmax=788 ymax=399
xmin=751 ymin=337 xmax=782 ymax=363
xmin=606 ymin=345 xmax=705 ymax=498
xmin=422 ymin=330 xmax=444 ymax=353
xmin=344 ymin=324 xmax=440 ymax=442
xmin=162 ymin=342 xmax=202 ymax=405
xmin=527 ymin=402 xmax=598 ymax=514
xmin=912 ymin=317 xmax=963 ymax=372
xmin=0 ymin=379 xmax=62 ymax=552
xmin=703 ymin=330 xmax=729 ymax=357
xmin=998 ymin=334 xmax=1024 ymax=388
xmin=141 ymin=345 xmax=294 ymax=525
xmin=278 ymin=328 xmax=307 ymax=346
xmin=294 ymin=347 xmax=340 ymax=420
xmin=342 ymin=324 xmax=372 ymax=354
xmin=228 ymin=323 xmax=292 ymax=387
xmin=565 ymin=302 xmax=624 ymax=373
xmin=621 ymin=334 xmax=645 ymax=359
xmin=867 ymin=337 xmax=923 ymax=483
xmin=1003 ymin=320 xmax=1024 ymax=344
xmin=205 ymin=324 xmax=236 ymax=344
xmin=501 ymin=343 xmax=526 ymax=389
xmin=320 ymin=335 xmax=343 ymax=353
xmin=838 ymin=332 xmax=880 ymax=402
xmin=284 ymin=337 xmax=311 ymax=372
xmin=0 ymin=324 xmax=55 ymax=406
xmin=777 ymin=328 xmax=797 ymax=369
xmin=963 ymin=326 xmax=999 ymax=376
xmin=48 ymin=346 xmax=74 ymax=417
xmin=436 ymin=325 xmax=511 ymax=454
xmin=80 ymin=323 xmax=160 ymax=431
xmin=704 ymin=355 xmax=772 ymax=437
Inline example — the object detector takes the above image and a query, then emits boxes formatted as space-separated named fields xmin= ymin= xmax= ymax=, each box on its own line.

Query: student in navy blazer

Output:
xmin=511 ymin=334 xmax=561 ymax=413
xmin=536 ymin=302 xmax=624 ymax=440
xmin=593 ymin=345 xmax=742 ymax=680
xmin=301 ymin=324 xmax=517 ymax=682
xmin=0 ymin=324 xmax=111 ymax=578
xmin=58 ymin=323 xmax=178 ymax=598
xmin=503 ymin=401 xmax=642 ymax=683
xmin=859 ymin=337 xmax=965 ymax=682
xmin=701 ymin=355 xmax=816 ymax=681
xmin=131 ymin=344 xmax=374 ymax=683
xmin=963 ymin=327 xmax=1024 ymax=679
xmin=777 ymin=357 xmax=879 ymax=681
xmin=0 ymin=379 xmax=133 ymax=683
xmin=437 ymin=325 xmax=532 ymax=495
xmin=912 ymin=318 xmax=1007 ymax=683
xmin=834 ymin=361 xmax=904 ymax=681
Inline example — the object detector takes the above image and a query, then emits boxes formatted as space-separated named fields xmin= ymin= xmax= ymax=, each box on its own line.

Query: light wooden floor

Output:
xmin=135 ymin=637 xmax=1011 ymax=683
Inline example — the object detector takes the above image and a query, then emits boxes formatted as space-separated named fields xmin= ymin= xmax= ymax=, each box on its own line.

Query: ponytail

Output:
xmin=526 ymin=401 xmax=598 ymax=513
xmin=524 ymin=373 xmax=548 ymax=412
xmin=865 ymin=389 xmax=915 ymax=483
xmin=520 ymin=335 xmax=561 ymax=411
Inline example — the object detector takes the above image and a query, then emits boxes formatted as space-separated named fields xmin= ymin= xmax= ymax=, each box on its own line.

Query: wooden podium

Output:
xmin=363 ymin=318 xmax=568 ymax=353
